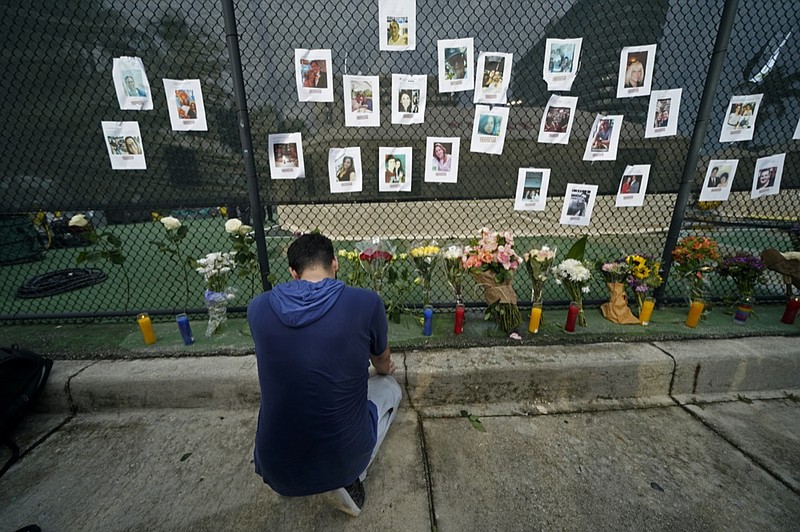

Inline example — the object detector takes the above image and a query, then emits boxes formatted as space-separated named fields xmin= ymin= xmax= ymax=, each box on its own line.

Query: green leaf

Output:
xmin=460 ymin=410 xmax=469 ymax=417
xmin=176 ymin=226 xmax=188 ymax=238
xmin=76 ymin=251 xmax=87 ymax=264
xmin=469 ymin=418 xmax=486 ymax=432
xmin=565 ymin=235 xmax=588 ymax=261
xmin=179 ymin=452 xmax=192 ymax=462
xmin=107 ymin=234 xmax=122 ymax=247
xmin=108 ymin=250 xmax=126 ymax=265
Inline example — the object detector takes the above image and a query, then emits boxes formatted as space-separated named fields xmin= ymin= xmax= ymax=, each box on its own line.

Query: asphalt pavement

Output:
xmin=1 ymin=335 xmax=799 ymax=531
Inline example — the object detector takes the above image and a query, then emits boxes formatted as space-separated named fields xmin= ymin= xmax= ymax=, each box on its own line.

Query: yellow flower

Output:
xmin=410 ymin=245 xmax=440 ymax=257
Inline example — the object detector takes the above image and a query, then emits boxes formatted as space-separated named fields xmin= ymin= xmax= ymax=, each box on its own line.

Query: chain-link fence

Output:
xmin=1 ymin=0 xmax=797 ymax=322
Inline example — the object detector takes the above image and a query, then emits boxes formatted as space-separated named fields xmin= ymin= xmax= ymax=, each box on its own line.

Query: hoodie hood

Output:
xmin=268 ymin=277 xmax=345 ymax=327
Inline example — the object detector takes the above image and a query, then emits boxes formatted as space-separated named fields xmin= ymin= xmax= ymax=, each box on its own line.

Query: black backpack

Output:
xmin=0 ymin=345 xmax=53 ymax=478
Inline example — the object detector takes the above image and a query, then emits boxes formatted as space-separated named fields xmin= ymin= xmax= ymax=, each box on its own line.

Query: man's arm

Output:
xmin=370 ymin=345 xmax=395 ymax=375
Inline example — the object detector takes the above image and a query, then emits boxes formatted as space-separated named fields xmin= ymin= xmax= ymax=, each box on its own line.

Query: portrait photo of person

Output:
xmin=273 ymin=143 xmax=299 ymax=168
xmin=755 ymin=167 xmax=776 ymax=190
xmin=386 ymin=17 xmax=408 ymax=46
xmin=123 ymin=136 xmax=142 ymax=155
xmin=302 ymin=59 xmax=328 ymax=88
xmin=481 ymin=57 xmax=506 ymax=89
xmin=351 ymin=82 xmax=374 ymax=113
xmin=445 ymin=47 xmax=468 ymax=80
xmin=389 ymin=155 xmax=405 ymax=184
xmin=735 ymin=102 xmax=756 ymax=130
xmin=336 ymin=156 xmax=357 ymax=183
xmin=431 ymin=142 xmax=452 ymax=172
xmin=384 ymin=155 xmax=397 ymax=183
xmin=478 ymin=114 xmax=501 ymax=136
xmin=654 ymin=99 xmax=670 ymax=128
xmin=544 ymin=106 xmax=571 ymax=133
xmin=566 ymin=190 xmax=590 ymax=217
xmin=123 ymin=71 xmax=147 ymax=97
xmin=398 ymin=90 xmax=419 ymax=113
xmin=624 ymin=57 xmax=646 ymax=88
xmin=175 ymin=90 xmax=197 ymax=119
xmin=591 ymin=119 xmax=614 ymax=151
xmin=550 ymin=44 xmax=574 ymax=73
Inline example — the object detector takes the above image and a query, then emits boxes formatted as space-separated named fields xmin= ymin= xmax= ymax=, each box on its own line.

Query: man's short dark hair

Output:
xmin=287 ymin=233 xmax=335 ymax=276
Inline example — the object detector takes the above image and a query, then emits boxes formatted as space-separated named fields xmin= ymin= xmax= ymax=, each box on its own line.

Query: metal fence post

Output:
xmin=654 ymin=0 xmax=739 ymax=305
xmin=221 ymin=0 xmax=272 ymax=291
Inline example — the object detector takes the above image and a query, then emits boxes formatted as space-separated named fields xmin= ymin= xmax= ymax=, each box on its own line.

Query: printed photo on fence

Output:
xmin=470 ymin=105 xmax=510 ymax=155
xmin=720 ymin=94 xmax=763 ymax=143
xmin=268 ymin=133 xmax=305 ymax=179
xmin=391 ymin=74 xmax=426 ymax=124
xmin=699 ymin=159 xmax=738 ymax=202
xmin=112 ymin=56 xmax=153 ymax=111
xmin=514 ymin=168 xmax=550 ymax=211
xmin=560 ymin=183 xmax=598 ymax=226
xmin=102 ymin=121 xmax=146 ymax=170
xmin=163 ymin=79 xmax=207 ymax=131
xmin=583 ymin=114 xmax=623 ymax=161
xmin=794 ymin=116 xmax=800 ymax=140
xmin=538 ymin=94 xmax=578 ymax=144
xmin=616 ymin=44 xmax=657 ymax=98
xmin=328 ymin=147 xmax=363 ymax=193
xmin=437 ymin=38 xmax=474 ymax=93
xmin=424 ymin=137 xmax=460 ymax=183
xmin=474 ymin=51 xmax=513 ymax=105
xmin=615 ymin=164 xmax=651 ymax=207
xmin=378 ymin=147 xmax=412 ymax=193
xmin=379 ymin=0 xmax=416 ymax=51
xmin=750 ymin=153 xmax=785 ymax=199
xmin=645 ymin=88 xmax=682 ymax=138
xmin=295 ymin=49 xmax=333 ymax=102
xmin=344 ymin=75 xmax=380 ymax=127
xmin=543 ymin=38 xmax=582 ymax=92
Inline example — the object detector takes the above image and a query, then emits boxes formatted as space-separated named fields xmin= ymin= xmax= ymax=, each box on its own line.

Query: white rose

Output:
xmin=238 ymin=225 xmax=253 ymax=235
xmin=225 ymin=218 xmax=242 ymax=234
xmin=69 ymin=214 xmax=88 ymax=227
xmin=160 ymin=216 xmax=181 ymax=230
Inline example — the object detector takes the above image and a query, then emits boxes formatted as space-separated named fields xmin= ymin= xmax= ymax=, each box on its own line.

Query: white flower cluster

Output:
xmin=69 ymin=214 xmax=89 ymax=227
xmin=195 ymin=252 xmax=236 ymax=284
xmin=554 ymin=258 xmax=592 ymax=283
xmin=524 ymin=245 xmax=556 ymax=263
xmin=442 ymin=245 xmax=464 ymax=260
xmin=160 ymin=216 xmax=181 ymax=230
xmin=225 ymin=218 xmax=253 ymax=236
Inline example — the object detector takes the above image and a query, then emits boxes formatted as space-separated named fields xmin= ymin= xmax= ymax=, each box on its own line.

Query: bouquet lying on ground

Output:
xmin=463 ymin=228 xmax=521 ymax=334
xmin=671 ymin=236 xmax=719 ymax=302
xmin=625 ymin=254 xmax=663 ymax=314
xmin=716 ymin=253 xmax=765 ymax=298
xmin=522 ymin=246 xmax=557 ymax=305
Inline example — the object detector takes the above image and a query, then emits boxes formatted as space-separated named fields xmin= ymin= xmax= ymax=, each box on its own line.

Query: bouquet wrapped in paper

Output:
xmin=463 ymin=228 xmax=521 ymax=334
xmin=596 ymin=259 xmax=638 ymax=324
xmin=441 ymin=243 xmax=466 ymax=305
xmin=356 ymin=238 xmax=396 ymax=296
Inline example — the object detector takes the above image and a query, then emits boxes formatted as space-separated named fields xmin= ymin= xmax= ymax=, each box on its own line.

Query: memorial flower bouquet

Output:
xmin=671 ymin=236 xmax=719 ymax=302
xmin=625 ymin=254 xmax=663 ymax=314
xmin=69 ymin=213 xmax=131 ymax=311
xmin=442 ymin=243 xmax=467 ymax=304
xmin=409 ymin=242 xmax=440 ymax=307
xmin=356 ymin=239 xmax=396 ymax=296
xmin=337 ymin=249 xmax=368 ymax=288
xmin=195 ymin=251 xmax=236 ymax=337
xmin=225 ymin=218 xmax=259 ymax=294
xmin=596 ymin=258 xmax=639 ymax=324
xmin=151 ymin=215 xmax=192 ymax=310
xmin=716 ymin=253 xmax=765 ymax=298
xmin=554 ymin=258 xmax=592 ymax=326
xmin=522 ymin=246 xmax=557 ymax=305
xmin=463 ymin=227 xmax=521 ymax=334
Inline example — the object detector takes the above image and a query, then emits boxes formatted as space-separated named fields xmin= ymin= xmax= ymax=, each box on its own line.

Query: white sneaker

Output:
xmin=321 ymin=479 xmax=364 ymax=517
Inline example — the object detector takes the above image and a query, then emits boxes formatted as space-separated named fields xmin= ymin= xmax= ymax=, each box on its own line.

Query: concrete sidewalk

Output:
xmin=2 ymin=336 xmax=799 ymax=530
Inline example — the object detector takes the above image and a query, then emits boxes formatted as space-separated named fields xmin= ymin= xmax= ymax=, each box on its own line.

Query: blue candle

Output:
xmin=423 ymin=307 xmax=433 ymax=336
xmin=176 ymin=314 xmax=194 ymax=345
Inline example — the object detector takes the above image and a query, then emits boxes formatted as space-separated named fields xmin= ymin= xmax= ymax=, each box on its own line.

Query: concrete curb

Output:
xmin=34 ymin=337 xmax=800 ymax=413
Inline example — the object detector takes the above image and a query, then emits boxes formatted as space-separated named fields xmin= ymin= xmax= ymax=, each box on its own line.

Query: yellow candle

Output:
xmin=684 ymin=300 xmax=704 ymax=328
xmin=137 ymin=313 xmax=157 ymax=344
xmin=639 ymin=298 xmax=655 ymax=326
xmin=528 ymin=306 xmax=542 ymax=334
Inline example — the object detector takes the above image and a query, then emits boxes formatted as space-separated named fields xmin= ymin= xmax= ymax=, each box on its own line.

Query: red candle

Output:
xmin=564 ymin=302 xmax=579 ymax=333
xmin=781 ymin=296 xmax=800 ymax=325
xmin=454 ymin=304 xmax=465 ymax=334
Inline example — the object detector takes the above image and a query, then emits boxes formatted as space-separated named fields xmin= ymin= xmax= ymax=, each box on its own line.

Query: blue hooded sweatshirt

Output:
xmin=248 ymin=278 xmax=387 ymax=496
